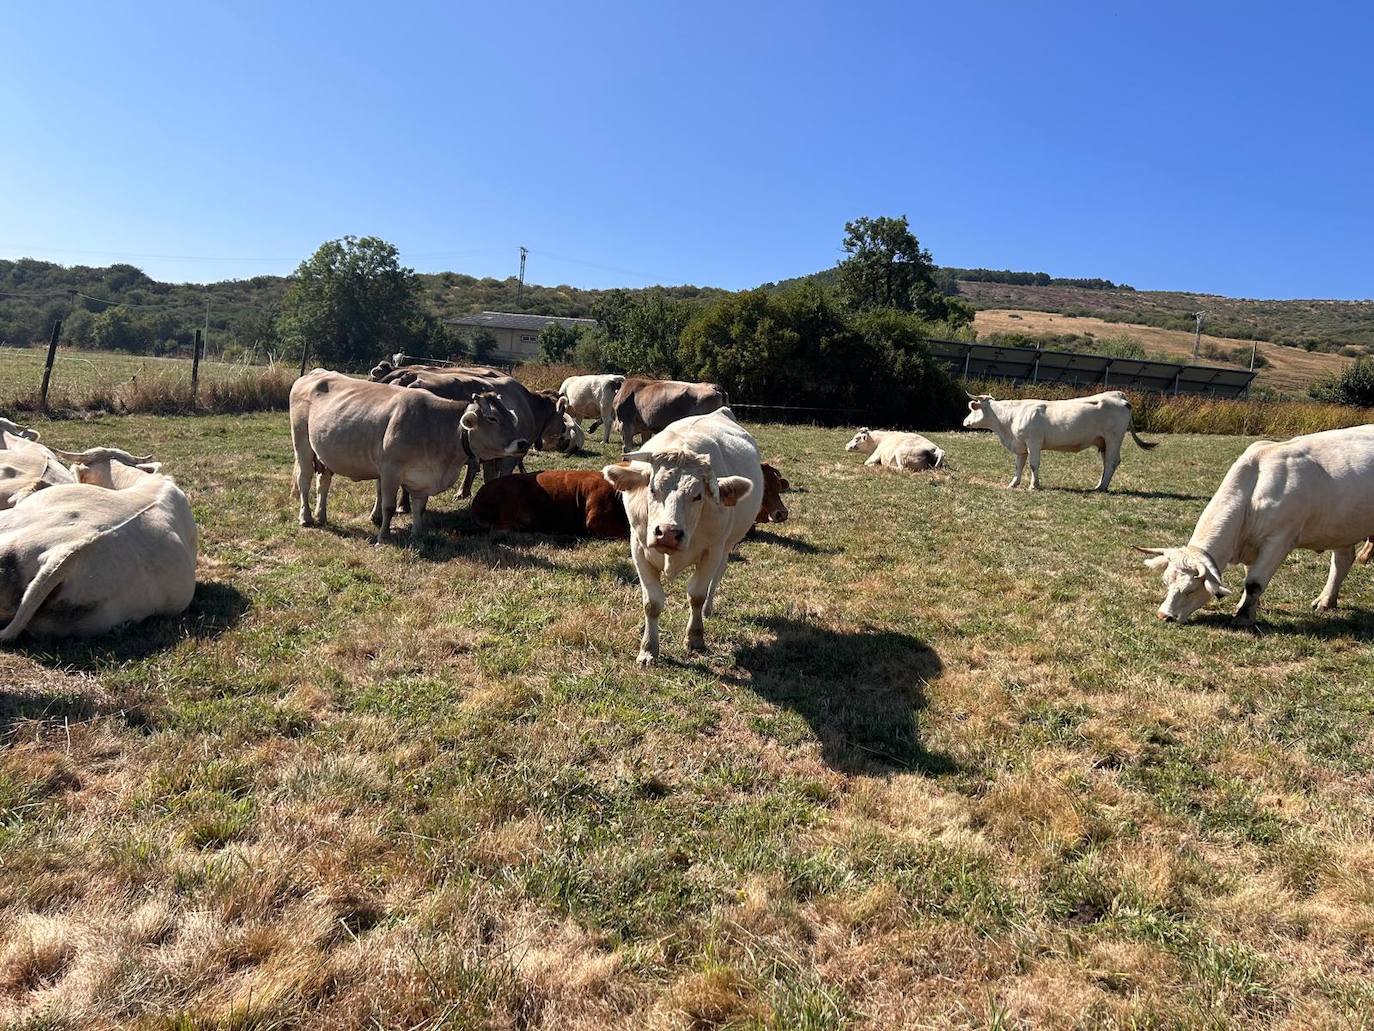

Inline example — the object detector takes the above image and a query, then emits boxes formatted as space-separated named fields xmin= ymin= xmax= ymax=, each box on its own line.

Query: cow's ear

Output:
xmin=717 ymin=476 xmax=754 ymax=508
xmin=556 ymin=395 xmax=568 ymax=414
xmin=603 ymin=462 xmax=649 ymax=493
xmin=779 ymin=477 xmax=790 ymax=491
xmin=967 ymin=401 xmax=981 ymax=411
xmin=460 ymin=407 xmax=480 ymax=430
xmin=136 ymin=462 xmax=162 ymax=475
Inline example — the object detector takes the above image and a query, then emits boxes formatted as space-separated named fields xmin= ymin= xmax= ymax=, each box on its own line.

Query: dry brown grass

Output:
xmin=975 ymin=308 xmax=1351 ymax=392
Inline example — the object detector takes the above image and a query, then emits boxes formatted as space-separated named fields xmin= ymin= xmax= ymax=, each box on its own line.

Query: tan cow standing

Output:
xmin=289 ymin=370 xmax=527 ymax=543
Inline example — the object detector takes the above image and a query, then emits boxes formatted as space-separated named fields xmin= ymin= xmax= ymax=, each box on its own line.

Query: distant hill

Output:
xmin=769 ymin=264 xmax=1374 ymax=354
xmin=0 ymin=258 xmax=728 ymax=357
xmin=4 ymin=256 xmax=1372 ymax=367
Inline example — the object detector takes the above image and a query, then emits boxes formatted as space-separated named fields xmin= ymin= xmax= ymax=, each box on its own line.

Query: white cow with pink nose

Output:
xmin=603 ymin=408 xmax=760 ymax=664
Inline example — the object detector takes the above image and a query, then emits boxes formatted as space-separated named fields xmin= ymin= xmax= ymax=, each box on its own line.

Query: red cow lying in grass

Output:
xmin=472 ymin=464 xmax=791 ymax=538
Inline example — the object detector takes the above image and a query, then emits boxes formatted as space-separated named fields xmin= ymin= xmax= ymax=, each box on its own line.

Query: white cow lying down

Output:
xmin=845 ymin=428 xmax=945 ymax=472
xmin=1141 ymin=425 xmax=1374 ymax=626
xmin=963 ymin=389 xmax=1157 ymax=491
xmin=603 ymin=407 xmax=760 ymax=664
xmin=0 ymin=451 xmax=197 ymax=640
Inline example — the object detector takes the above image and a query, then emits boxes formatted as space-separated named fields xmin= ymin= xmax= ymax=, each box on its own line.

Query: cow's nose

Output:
xmin=653 ymin=524 xmax=684 ymax=547
xmin=513 ymin=438 xmax=530 ymax=452
xmin=773 ymin=508 xmax=789 ymax=522
xmin=1156 ymin=611 xmax=1174 ymax=622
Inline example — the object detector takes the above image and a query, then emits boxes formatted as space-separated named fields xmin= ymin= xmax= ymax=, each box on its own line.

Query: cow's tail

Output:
xmin=0 ymin=542 xmax=85 ymax=642
xmin=1127 ymin=411 xmax=1159 ymax=450
xmin=290 ymin=458 xmax=300 ymax=497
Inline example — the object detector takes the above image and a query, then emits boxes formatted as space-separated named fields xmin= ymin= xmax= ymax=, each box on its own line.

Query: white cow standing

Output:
xmin=0 ymin=451 xmax=197 ymax=640
xmin=559 ymin=374 xmax=625 ymax=444
xmin=603 ymin=408 xmax=760 ymax=664
xmin=1142 ymin=425 xmax=1374 ymax=626
xmin=845 ymin=428 xmax=945 ymax=472
xmin=963 ymin=389 xmax=1157 ymax=491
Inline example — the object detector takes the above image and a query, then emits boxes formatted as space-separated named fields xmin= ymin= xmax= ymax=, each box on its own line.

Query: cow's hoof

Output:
xmin=299 ymin=515 xmax=315 ymax=527
xmin=636 ymin=651 xmax=656 ymax=666
xmin=1312 ymin=597 xmax=1337 ymax=612
xmin=686 ymin=637 xmax=706 ymax=653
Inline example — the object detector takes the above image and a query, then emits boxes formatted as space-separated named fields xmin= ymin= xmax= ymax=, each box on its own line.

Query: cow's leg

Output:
xmin=865 ymin=453 xmax=882 ymax=467
xmin=1009 ymin=451 xmax=1026 ymax=489
xmin=482 ymin=459 xmax=501 ymax=485
xmin=621 ymin=418 xmax=636 ymax=451
xmin=1313 ymin=546 xmax=1357 ymax=612
xmin=375 ymin=472 xmax=400 ymax=544
xmin=398 ymin=488 xmax=412 ymax=514
xmin=408 ymin=492 xmax=430 ymax=543
xmin=632 ymin=545 xmax=667 ymax=665
xmin=685 ymin=560 xmax=715 ymax=653
xmin=599 ymin=402 xmax=614 ymax=443
xmin=313 ymin=470 xmax=333 ymax=524
xmin=295 ymin=458 xmax=316 ymax=526
xmin=458 ymin=459 xmax=479 ymax=499
xmin=702 ymin=547 xmax=732 ymax=617
xmin=1234 ymin=538 xmax=1293 ymax=626
xmin=1026 ymin=443 xmax=1043 ymax=490
xmin=1096 ymin=437 xmax=1122 ymax=492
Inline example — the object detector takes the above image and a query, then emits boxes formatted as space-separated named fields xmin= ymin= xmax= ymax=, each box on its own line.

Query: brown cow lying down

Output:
xmin=472 ymin=470 xmax=629 ymax=538
xmin=473 ymin=463 xmax=792 ymax=538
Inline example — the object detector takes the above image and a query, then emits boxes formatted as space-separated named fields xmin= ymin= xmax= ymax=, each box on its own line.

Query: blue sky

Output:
xmin=2 ymin=1 xmax=1370 ymax=298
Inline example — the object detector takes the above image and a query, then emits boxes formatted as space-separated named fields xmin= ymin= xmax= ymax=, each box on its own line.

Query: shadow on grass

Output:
xmin=729 ymin=616 xmax=955 ymax=776
xmin=5 ymin=580 xmax=250 ymax=671
xmin=744 ymin=528 xmax=827 ymax=555
xmin=1187 ymin=604 xmax=1374 ymax=639
xmin=1058 ymin=486 xmax=1209 ymax=502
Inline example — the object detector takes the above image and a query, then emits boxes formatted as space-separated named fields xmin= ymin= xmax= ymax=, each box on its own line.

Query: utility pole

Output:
xmin=517 ymin=246 xmax=527 ymax=303
xmin=1191 ymin=310 xmax=1207 ymax=361
xmin=204 ymin=294 xmax=211 ymax=360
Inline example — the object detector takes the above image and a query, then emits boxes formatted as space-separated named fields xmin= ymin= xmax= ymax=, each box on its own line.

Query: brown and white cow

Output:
xmin=289 ymin=370 xmax=526 ymax=542
xmin=755 ymin=463 xmax=790 ymax=523
xmin=612 ymin=377 xmax=728 ymax=450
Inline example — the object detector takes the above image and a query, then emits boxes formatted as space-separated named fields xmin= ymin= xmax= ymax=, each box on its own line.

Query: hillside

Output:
xmin=973 ymin=309 xmax=1350 ymax=394
xmin=957 ymin=280 xmax=1374 ymax=353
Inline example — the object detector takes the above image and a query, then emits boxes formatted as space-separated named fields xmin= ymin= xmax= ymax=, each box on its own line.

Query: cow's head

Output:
xmin=1138 ymin=546 xmax=1231 ymax=622
xmin=963 ymin=393 xmax=997 ymax=430
xmin=460 ymin=392 xmax=528 ymax=460
xmin=53 ymin=447 xmax=160 ymax=489
xmin=369 ymin=360 xmax=395 ymax=381
xmin=0 ymin=418 xmax=39 ymax=443
xmin=603 ymin=449 xmax=753 ymax=554
xmin=555 ymin=411 xmax=584 ymax=454
xmin=756 ymin=462 xmax=790 ymax=523
xmin=846 ymin=428 xmax=875 ymax=453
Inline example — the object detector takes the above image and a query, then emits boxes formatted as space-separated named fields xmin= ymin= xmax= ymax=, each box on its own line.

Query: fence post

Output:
xmin=39 ymin=320 xmax=62 ymax=412
xmin=299 ymin=345 xmax=309 ymax=377
xmin=191 ymin=328 xmax=203 ymax=404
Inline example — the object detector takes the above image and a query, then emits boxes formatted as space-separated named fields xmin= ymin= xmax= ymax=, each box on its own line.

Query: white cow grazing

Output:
xmin=963 ymin=389 xmax=1157 ymax=491
xmin=845 ymin=428 xmax=945 ymax=472
xmin=1141 ymin=425 xmax=1374 ymax=626
xmin=0 ymin=453 xmax=197 ymax=640
xmin=603 ymin=408 xmax=760 ymax=664
xmin=560 ymin=374 xmax=625 ymax=444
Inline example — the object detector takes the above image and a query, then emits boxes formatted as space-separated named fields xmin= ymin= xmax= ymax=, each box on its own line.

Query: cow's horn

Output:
xmin=621 ymin=450 xmax=652 ymax=462
xmin=1132 ymin=546 xmax=1170 ymax=556
xmin=52 ymin=447 xmax=155 ymax=466
xmin=965 ymin=390 xmax=981 ymax=401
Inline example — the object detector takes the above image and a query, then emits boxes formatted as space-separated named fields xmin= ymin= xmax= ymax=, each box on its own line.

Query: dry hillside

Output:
xmin=974 ymin=309 xmax=1351 ymax=394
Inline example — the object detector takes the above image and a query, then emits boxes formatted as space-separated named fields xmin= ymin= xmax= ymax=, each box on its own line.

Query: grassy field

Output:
xmin=974 ymin=310 xmax=1351 ymax=394
xmin=3 ymin=417 xmax=1374 ymax=1027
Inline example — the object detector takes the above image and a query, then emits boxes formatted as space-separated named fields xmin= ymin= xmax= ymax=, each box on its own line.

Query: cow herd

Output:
xmin=3 ymin=371 xmax=1374 ymax=654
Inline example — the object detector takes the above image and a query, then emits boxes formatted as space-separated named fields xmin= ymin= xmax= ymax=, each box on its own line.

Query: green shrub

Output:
xmin=1310 ymin=358 xmax=1374 ymax=407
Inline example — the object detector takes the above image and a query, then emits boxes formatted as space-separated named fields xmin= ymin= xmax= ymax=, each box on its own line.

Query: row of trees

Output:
xmin=949 ymin=268 xmax=1133 ymax=291
xmin=539 ymin=217 xmax=975 ymax=427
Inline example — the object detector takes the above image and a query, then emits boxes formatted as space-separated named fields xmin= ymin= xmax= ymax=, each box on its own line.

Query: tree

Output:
xmin=837 ymin=215 xmax=973 ymax=326
xmin=538 ymin=321 xmax=587 ymax=363
xmin=276 ymin=236 xmax=426 ymax=370
xmin=92 ymin=306 xmax=153 ymax=353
